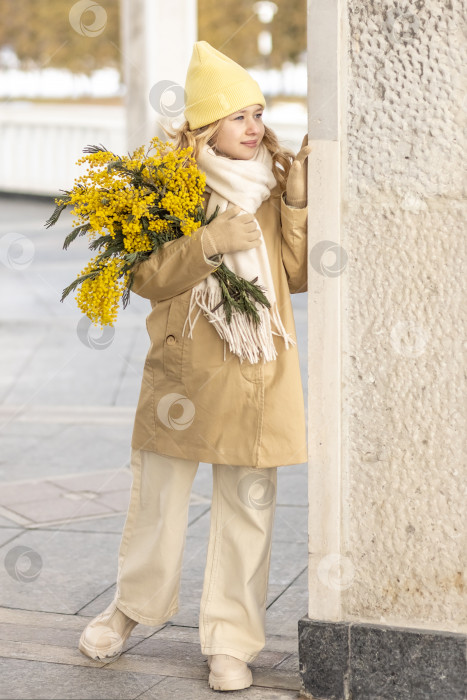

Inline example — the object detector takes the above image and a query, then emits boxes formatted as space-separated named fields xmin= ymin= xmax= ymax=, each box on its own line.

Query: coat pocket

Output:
xmin=162 ymin=296 xmax=188 ymax=381
xmin=239 ymin=360 xmax=263 ymax=383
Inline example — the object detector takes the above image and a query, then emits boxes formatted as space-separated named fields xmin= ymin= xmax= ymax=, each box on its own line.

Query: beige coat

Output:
xmin=130 ymin=185 xmax=307 ymax=468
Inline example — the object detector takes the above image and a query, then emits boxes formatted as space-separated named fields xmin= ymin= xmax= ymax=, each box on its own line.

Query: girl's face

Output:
xmin=212 ymin=104 xmax=265 ymax=160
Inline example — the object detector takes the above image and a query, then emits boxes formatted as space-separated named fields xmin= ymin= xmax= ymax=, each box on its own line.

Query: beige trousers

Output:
xmin=114 ymin=448 xmax=277 ymax=663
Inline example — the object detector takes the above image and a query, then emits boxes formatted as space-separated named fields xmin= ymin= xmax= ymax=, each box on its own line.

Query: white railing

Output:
xmin=0 ymin=102 xmax=307 ymax=196
xmin=0 ymin=103 xmax=126 ymax=196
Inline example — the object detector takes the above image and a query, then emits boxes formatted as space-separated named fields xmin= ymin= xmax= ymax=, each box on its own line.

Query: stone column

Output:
xmin=299 ymin=1 xmax=466 ymax=698
xmin=119 ymin=0 xmax=197 ymax=151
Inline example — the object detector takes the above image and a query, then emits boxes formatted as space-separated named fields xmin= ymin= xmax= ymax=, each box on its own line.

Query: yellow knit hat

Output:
xmin=184 ymin=41 xmax=266 ymax=130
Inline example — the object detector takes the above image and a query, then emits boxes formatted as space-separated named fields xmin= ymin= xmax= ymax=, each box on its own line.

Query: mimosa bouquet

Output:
xmin=45 ymin=137 xmax=269 ymax=327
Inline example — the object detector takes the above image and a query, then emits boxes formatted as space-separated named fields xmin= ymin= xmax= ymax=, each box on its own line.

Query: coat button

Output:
xmin=166 ymin=335 xmax=176 ymax=345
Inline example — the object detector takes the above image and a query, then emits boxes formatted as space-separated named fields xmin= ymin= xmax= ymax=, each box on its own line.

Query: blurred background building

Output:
xmin=0 ymin=0 xmax=307 ymax=195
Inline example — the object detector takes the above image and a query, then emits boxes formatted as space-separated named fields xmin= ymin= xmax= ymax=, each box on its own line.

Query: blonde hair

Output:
xmin=162 ymin=118 xmax=295 ymax=191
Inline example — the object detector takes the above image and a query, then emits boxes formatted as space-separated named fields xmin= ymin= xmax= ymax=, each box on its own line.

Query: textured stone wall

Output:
xmin=342 ymin=0 xmax=466 ymax=632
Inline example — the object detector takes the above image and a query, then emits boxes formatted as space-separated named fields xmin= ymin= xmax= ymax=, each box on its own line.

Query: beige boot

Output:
xmin=207 ymin=654 xmax=253 ymax=691
xmin=79 ymin=600 xmax=138 ymax=661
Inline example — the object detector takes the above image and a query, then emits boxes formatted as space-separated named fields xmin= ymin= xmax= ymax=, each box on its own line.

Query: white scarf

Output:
xmin=182 ymin=143 xmax=296 ymax=364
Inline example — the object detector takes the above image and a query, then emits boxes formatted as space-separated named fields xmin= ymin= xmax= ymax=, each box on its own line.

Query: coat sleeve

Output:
xmin=280 ymin=190 xmax=308 ymax=294
xmin=130 ymin=226 xmax=223 ymax=301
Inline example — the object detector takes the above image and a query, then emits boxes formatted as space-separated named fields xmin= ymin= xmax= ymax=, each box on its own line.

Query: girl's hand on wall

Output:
xmin=285 ymin=135 xmax=312 ymax=208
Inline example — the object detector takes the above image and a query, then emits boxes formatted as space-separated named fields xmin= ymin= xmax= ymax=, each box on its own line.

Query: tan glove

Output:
xmin=201 ymin=205 xmax=261 ymax=258
xmin=285 ymin=134 xmax=312 ymax=208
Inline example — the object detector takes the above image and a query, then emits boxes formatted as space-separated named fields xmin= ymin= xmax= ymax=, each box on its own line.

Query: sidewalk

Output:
xmin=0 ymin=194 xmax=309 ymax=699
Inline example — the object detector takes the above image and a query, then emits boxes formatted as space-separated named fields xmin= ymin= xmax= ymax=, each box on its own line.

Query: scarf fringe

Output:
xmin=184 ymin=143 xmax=295 ymax=365
xmin=182 ymin=284 xmax=296 ymax=364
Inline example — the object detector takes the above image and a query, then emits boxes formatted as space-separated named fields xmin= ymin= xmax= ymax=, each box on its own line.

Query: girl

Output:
xmin=78 ymin=41 xmax=310 ymax=693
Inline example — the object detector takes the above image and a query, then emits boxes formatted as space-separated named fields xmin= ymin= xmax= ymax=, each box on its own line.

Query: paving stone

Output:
xmin=0 ymin=529 xmax=121 ymax=614
xmin=264 ymin=634 xmax=298 ymax=656
xmin=48 ymin=469 xmax=132 ymax=493
xmin=0 ymin=404 xmax=136 ymax=426
xmin=266 ymin=576 xmax=309 ymax=638
xmin=125 ymin=634 xmax=206 ymax=664
xmin=0 ymin=515 xmax=22 ymax=527
xmin=125 ymin=632 xmax=296 ymax=692
xmin=184 ymin=509 xmax=211 ymax=539
xmin=275 ymin=463 xmax=308 ymax=507
xmin=0 ymin=630 xmax=159 ymax=671
xmin=0 ymin=620 xmax=99 ymax=648
xmin=269 ymin=539 xmax=308 ymax=586
xmin=0 ymin=424 xmax=133 ymax=482
xmin=3 ymin=326 xmax=136 ymax=408
xmin=269 ymin=568 xmax=307 ymax=595
xmin=49 ymin=425 xmax=132 ymax=471
xmin=150 ymin=624 xmax=199 ymax=644
xmin=135 ymin=674 xmax=300 ymax=699
xmin=190 ymin=462 xmax=214 ymax=499
xmin=0 ymin=528 xmax=23 ymax=547
xmin=4 ymin=493 xmax=117 ymax=525
xmin=267 ymin=584 xmax=288 ymax=607
xmin=40 ymin=513 xmax=128 ymax=534
xmin=0 ymin=330 xmax=41 ymax=404
xmin=252 ymin=670 xmax=300 ymax=693
xmin=170 ymin=603 xmax=200 ymax=629
xmin=0 ymin=431 xmax=56 ymax=479
xmin=113 ymin=329 xmax=149 ymax=407
xmin=0 ymin=613 xmax=157 ymax=650
xmin=250 ymin=648 xmax=292 ymax=672
xmin=0 ymin=606 xmax=90 ymax=628
xmin=187 ymin=504 xmax=211 ymax=527
xmin=112 ymin=379 xmax=145 ymax=409
xmin=39 ymin=503 xmax=209 ymax=535
xmin=273 ymin=652 xmax=300 ymax=674
xmin=97 ymin=489 xmax=131 ymax=513
xmin=0 ymin=607 xmax=98 ymax=630
xmin=272 ymin=505 xmax=307 ymax=543
xmin=77 ymin=583 xmax=118 ymax=617
xmin=170 ymin=579 xmax=204 ymax=628
xmin=0 ymin=657 xmax=164 ymax=699
xmin=0 ymin=418 xmax=62 ymax=439
xmin=156 ymin=624 xmax=298 ymax=657
xmin=0 ymin=480 xmax=65 ymax=506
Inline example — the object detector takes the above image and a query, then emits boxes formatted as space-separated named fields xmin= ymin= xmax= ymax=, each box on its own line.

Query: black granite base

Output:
xmin=298 ymin=617 xmax=466 ymax=700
